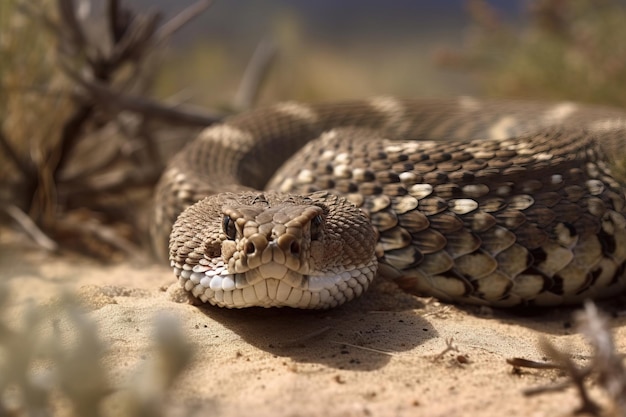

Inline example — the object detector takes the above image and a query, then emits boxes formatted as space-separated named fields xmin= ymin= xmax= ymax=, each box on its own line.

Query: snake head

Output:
xmin=169 ymin=191 xmax=378 ymax=308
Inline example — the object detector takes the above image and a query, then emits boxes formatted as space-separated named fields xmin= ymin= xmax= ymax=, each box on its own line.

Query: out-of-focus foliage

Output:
xmin=154 ymin=10 xmax=460 ymax=107
xmin=0 ymin=0 xmax=74 ymax=202
xmin=438 ymin=0 xmax=626 ymax=107
xmin=0 ymin=286 xmax=193 ymax=417
xmin=1 ymin=0 xmax=213 ymax=259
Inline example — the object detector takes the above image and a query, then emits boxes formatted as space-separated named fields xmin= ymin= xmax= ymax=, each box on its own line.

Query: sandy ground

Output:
xmin=2 ymin=228 xmax=625 ymax=417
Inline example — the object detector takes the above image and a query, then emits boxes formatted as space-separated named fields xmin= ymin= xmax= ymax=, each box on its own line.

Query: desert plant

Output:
xmin=0 ymin=0 xmax=218 ymax=259
xmin=0 ymin=286 xmax=193 ymax=417
xmin=437 ymin=0 xmax=626 ymax=107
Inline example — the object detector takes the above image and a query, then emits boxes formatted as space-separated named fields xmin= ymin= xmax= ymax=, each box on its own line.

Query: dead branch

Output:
xmin=1 ymin=204 xmax=59 ymax=252
xmin=537 ymin=336 xmax=600 ymax=415
xmin=107 ymin=0 xmax=131 ymax=44
xmin=509 ymin=301 xmax=626 ymax=416
xmin=506 ymin=357 xmax=560 ymax=370
xmin=64 ymin=166 xmax=159 ymax=195
xmin=134 ymin=118 xmax=165 ymax=172
xmin=576 ymin=301 xmax=626 ymax=412
xmin=156 ymin=0 xmax=214 ymax=44
xmin=79 ymin=220 xmax=146 ymax=261
xmin=55 ymin=214 xmax=146 ymax=261
xmin=108 ymin=10 xmax=162 ymax=71
xmin=57 ymin=0 xmax=87 ymax=53
xmin=434 ymin=337 xmax=460 ymax=361
xmin=328 ymin=341 xmax=396 ymax=357
xmin=53 ymin=103 xmax=96 ymax=181
xmin=3 ymin=0 xmax=259 ymax=259
xmin=233 ymin=39 xmax=277 ymax=111
xmin=62 ymin=65 xmax=223 ymax=125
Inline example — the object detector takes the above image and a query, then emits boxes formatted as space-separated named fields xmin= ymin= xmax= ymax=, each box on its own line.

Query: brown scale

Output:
xmin=476 ymin=226 xmax=516 ymax=256
xmin=265 ymin=123 xmax=626 ymax=306
xmin=392 ymin=196 xmax=419 ymax=214
xmin=159 ymin=98 xmax=626 ymax=307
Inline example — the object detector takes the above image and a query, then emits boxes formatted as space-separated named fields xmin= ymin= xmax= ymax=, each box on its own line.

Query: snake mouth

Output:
xmin=172 ymin=259 xmax=377 ymax=309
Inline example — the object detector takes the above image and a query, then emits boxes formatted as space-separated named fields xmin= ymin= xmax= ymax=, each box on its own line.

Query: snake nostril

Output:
xmin=290 ymin=241 xmax=300 ymax=255
xmin=245 ymin=242 xmax=255 ymax=255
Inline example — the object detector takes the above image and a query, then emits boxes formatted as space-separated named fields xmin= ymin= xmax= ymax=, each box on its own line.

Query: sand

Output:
xmin=2 ymin=228 xmax=624 ymax=417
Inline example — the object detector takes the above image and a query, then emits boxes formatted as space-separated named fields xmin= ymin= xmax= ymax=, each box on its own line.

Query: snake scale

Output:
xmin=152 ymin=97 xmax=626 ymax=309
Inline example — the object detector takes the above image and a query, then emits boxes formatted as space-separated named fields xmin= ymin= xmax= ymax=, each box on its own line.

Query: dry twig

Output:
xmin=509 ymin=301 xmax=626 ymax=416
xmin=434 ymin=337 xmax=460 ymax=361
xmin=156 ymin=0 xmax=214 ymax=43
xmin=63 ymin=66 xmax=223 ymax=126
xmin=329 ymin=341 xmax=396 ymax=357
xmin=1 ymin=204 xmax=59 ymax=252
xmin=233 ymin=39 xmax=277 ymax=111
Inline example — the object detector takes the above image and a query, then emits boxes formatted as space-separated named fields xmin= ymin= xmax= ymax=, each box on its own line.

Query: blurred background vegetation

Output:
xmin=143 ymin=0 xmax=482 ymax=104
xmin=131 ymin=0 xmax=626 ymax=106
xmin=2 ymin=0 xmax=626 ymax=258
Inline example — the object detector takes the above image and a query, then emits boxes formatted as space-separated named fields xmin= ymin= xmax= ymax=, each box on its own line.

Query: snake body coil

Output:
xmin=153 ymin=97 xmax=626 ymax=308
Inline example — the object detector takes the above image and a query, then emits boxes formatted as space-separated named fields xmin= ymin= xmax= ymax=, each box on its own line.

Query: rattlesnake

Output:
xmin=152 ymin=97 xmax=626 ymax=309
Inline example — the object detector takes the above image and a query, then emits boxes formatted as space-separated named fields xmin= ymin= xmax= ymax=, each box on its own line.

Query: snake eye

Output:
xmin=223 ymin=215 xmax=237 ymax=240
xmin=311 ymin=214 xmax=323 ymax=241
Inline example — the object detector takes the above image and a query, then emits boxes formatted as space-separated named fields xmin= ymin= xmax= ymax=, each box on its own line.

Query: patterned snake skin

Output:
xmin=152 ymin=97 xmax=626 ymax=309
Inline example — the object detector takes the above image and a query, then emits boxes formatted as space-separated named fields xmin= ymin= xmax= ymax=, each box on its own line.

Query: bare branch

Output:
xmin=54 ymin=104 xmax=96 ymax=179
xmin=107 ymin=0 xmax=133 ymax=45
xmin=506 ymin=357 xmax=560 ymax=370
xmin=576 ymin=301 xmax=626 ymax=411
xmin=64 ymin=167 xmax=159 ymax=195
xmin=109 ymin=11 xmax=162 ymax=70
xmin=56 ymin=215 xmax=147 ymax=261
xmin=434 ymin=337 xmax=460 ymax=361
xmin=538 ymin=336 xmax=600 ymax=415
xmin=156 ymin=0 xmax=213 ymax=44
xmin=57 ymin=0 xmax=87 ymax=52
xmin=511 ymin=302 xmax=626 ymax=416
xmin=233 ymin=39 xmax=277 ymax=111
xmin=329 ymin=341 xmax=396 ymax=357
xmin=1 ymin=204 xmax=58 ymax=252
xmin=62 ymin=65 xmax=224 ymax=126
xmin=135 ymin=118 xmax=165 ymax=172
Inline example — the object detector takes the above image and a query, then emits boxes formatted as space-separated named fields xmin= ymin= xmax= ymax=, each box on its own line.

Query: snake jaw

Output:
xmin=172 ymin=257 xmax=377 ymax=309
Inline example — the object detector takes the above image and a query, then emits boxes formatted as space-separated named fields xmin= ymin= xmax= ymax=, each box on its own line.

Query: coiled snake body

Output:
xmin=153 ymin=97 xmax=626 ymax=309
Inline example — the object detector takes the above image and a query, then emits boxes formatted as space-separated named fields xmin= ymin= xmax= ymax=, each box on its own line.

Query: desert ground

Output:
xmin=2 ymin=225 xmax=625 ymax=417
